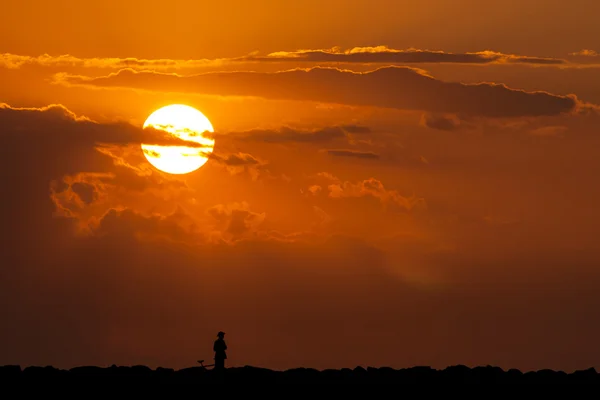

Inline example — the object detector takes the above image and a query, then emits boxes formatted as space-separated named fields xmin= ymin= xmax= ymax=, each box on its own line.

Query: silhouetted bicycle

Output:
xmin=197 ymin=360 xmax=215 ymax=370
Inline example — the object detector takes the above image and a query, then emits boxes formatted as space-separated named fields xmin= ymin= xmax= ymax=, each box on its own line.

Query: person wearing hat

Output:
xmin=213 ymin=331 xmax=227 ymax=370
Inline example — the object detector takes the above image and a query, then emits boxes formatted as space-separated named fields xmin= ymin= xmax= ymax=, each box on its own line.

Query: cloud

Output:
xmin=0 ymin=53 xmax=227 ymax=70
xmin=316 ymin=175 xmax=427 ymax=212
xmin=209 ymin=152 xmax=263 ymax=166
xmin=70 ymin=181 xmax=98 ymax=205
xmin=252 ymin=46 xmax=568 ymax=66
xmin=568 ymin=49 xmax=599 ymax=57
xmin=1 ymin=46 xmax=574 ymax=73
xmin=528 ymin=125 xmax=568 ymax=137
xmin=326 ymin=149 xmax=380 ymax=159
xmin=564 ymin=49 xmax=600 ymax=67
xmin=89 ymin=206 xmax=206 ymax=245
xmin=0 ymin=102 xmax=206 ymax=245
xmin=215 ymin=124 xmax=370 ymax=144
xmin=205 ymin=201 xmax=267 ymax=242
xmin=307 ymin=185 xmax=322 ymax=195
xmin=0 ymin=103 xmax=206 ymax=148
xmin=50 ymin=172 xmax=115 ymax=218
xmin=420 ymin=113 xmax=462 ymax=131
xmin=56 ymin=66 xmax=580 ymax=118
xmin=206 ymin=151 xmax=273 ymax=181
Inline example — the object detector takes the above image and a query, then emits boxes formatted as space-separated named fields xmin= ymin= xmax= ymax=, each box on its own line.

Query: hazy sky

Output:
xmin=2 ymin=0 xmax=600 ymax=372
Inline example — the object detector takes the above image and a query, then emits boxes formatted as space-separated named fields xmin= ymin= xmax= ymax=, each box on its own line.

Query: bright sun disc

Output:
xmin=142 ymin=104 xmax=215 ymax=174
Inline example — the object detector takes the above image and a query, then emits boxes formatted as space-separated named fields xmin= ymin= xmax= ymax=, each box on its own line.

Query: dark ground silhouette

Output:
xmin=1 ymin=364 xmax=599 ymax=384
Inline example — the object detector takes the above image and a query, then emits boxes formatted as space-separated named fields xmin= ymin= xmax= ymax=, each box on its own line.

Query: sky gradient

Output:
xmin=2 ymin=0 xmax=600 ymax=372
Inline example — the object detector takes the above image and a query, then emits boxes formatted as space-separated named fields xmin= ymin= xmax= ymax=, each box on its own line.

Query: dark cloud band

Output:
xmin=58 ymin=66 xmax=579 ymax=118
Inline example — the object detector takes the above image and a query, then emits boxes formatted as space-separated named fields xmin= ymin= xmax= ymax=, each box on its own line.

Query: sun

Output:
xmin=141 ymin=104 xmax=215 ymax=174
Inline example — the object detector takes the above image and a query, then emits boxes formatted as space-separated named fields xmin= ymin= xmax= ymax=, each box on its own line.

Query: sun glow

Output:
xmin=142 ymin=104 xmax=215 ymax=174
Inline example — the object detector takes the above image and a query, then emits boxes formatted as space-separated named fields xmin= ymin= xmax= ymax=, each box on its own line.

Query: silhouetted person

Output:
xmin=213 ymin=331 xmax=227 ymax=371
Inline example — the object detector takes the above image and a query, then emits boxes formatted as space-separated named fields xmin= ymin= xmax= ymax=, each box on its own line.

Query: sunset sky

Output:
xmin=2 ymin=0 xmax=600 ymax=373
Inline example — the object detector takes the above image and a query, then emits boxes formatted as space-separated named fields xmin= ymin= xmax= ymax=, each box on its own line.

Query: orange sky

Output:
xmin=2 ymin=0 xmax=600 ymax=372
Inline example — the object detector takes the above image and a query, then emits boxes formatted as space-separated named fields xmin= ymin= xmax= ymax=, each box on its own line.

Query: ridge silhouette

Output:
xmin=1 ymin=364 xmax=598 ymax=384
